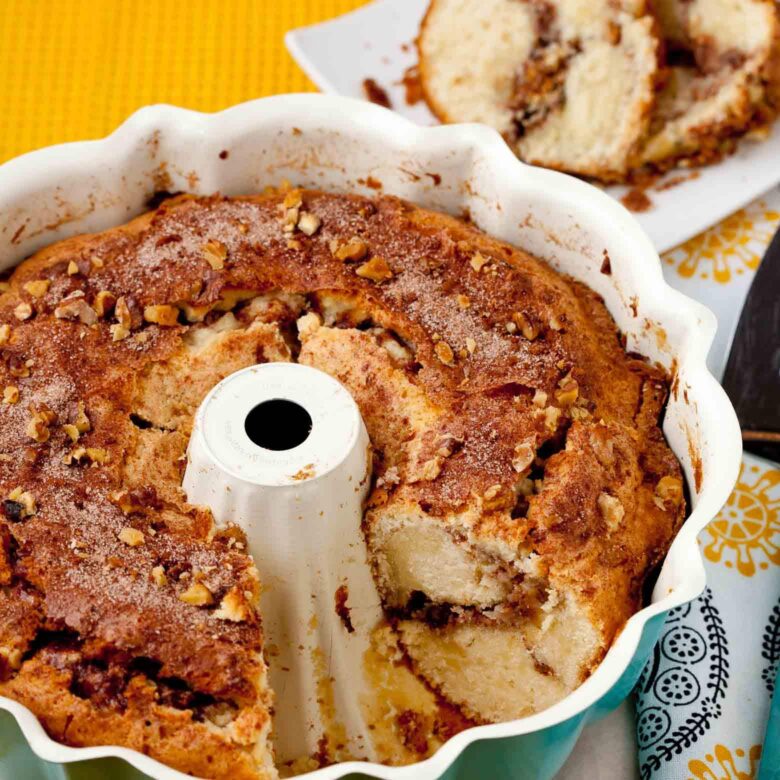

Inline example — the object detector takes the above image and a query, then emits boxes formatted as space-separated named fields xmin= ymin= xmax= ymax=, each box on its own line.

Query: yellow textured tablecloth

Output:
xmin=0 ymin=0 xmax=365 ymax=163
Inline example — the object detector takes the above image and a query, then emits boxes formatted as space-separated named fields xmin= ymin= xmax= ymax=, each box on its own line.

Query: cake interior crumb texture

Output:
xmin=0 ymin=189 xmax=685 ymax=777
xmin=418 ymin=0 xmax=780 ymax=182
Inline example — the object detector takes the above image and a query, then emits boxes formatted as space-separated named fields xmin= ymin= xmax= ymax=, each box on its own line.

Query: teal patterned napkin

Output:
xmin=636 ymin=187 xmax=780 ymax=780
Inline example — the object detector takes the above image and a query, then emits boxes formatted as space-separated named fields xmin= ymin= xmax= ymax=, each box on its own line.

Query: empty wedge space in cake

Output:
xmin=0 ymin=187 xmax=685 ymax=777
xmin=417 ymin=0 xmax=780 ymax=182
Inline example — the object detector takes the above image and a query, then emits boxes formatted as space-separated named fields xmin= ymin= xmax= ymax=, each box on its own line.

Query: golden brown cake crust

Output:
xmin=0 ymin=189 xmax=684 ymax=773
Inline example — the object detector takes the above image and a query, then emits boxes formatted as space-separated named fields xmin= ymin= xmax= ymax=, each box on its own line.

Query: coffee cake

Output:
xmin=0 ymin=189 xmax=684 ymax=774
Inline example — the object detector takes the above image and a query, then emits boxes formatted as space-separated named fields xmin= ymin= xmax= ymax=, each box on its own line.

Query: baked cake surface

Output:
xmin=0 ymin=189 xmax=684 ymax=775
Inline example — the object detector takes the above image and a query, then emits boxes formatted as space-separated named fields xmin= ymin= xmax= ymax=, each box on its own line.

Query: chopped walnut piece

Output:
xmin=549 ymin=313 xmax=564 ymax=331
xmin=67 ymin=260 xmax=79 ymax=276
xmin=2 ymin=386 xmax=19 ymax=405
xmin=456 ymin=293 xmax=471 ymax=309
xmin=63 ymin=447 xmax=86 ymax=465
xmin=202 ymin=240 xmax=228 ymax=270
xmin=376 ymin=466 xmax=400 ymax=488
xmin=598 ymin=492 xmax=625 ymax=531
xmin=26 ymin=406 xmax=56 ymax=443
xmin=179 ymin=302 xmax=212 ymax=322
xmin=64 ymin=447 xmax=109 ymax=466
xmin=179 ymin=581 xmax=214 ymax=606
xmin=151 ymin=565 xmax=168 ymax=587
xmin=62 ymin=423 xmax=80 ymax=442
xmin=0 ymin=646 xmax=22 ymax=670
xmin=144 ymin=304 xmax=179 ymax=327
xmin=332 ymin=237 xmax=369 ymax=261
xmin=470 ymin=252 xmax=489 ymax=272
xmin=512 ymin=311 xmax=539 ymax=340
xmin=484 ymin=483 xmax=502 ymax=500
xmin=93 ymin=291 xmax=116 ymax=318
xmin=282 ymin=207 xmax=299 ymax=234
xmin=512 ymin=442 xmax=535 ymax=473
xmin=544 ymin=405 xmax=561 ymax=432
xmin=655 ymin=476 xmax=683 ymax=508
xmin=0 ymin=324 xmax=10 ymax=345
xmin=6 ymin=488 xmax=35 ymax=518
xmin=214 ymin=587 xmax=252 ymax=622
xmin=87 ymin=448 xmax=109 ymax=464
xmin=532 ymin=389 xmax=548 ymax=407
xmin=555 ymin=374 xmax=579 ymax=406
xmin=91 ymin=257 xmax=104 ymax=269
xmin=356 ymin=256 xmax=393 ymax=283
xmin=297 ymin=211 xmax=321 ymax=236
xmin=505 ymin=321 xmax=517 ymax=334
xmin=115 ymin=296 xmax=132 ymax=329
xmin=14 ymin=302 xmax=32 ymax=321
xmin=417 ymin=457 xmax=443 ymax=482
xmin=434 ymin=340 xmax=456 ymax=366
xmin=23 ymin=280 xmax=50 ymax=298
xmin=110 ymin=323 xmax=130 ymax=341
xmin=570 ymin=405 xmax=591 ymax=421
xmin=465 ymin=337 xmax=476 ymax=354
xmin=8 ymin=356 xmax=29 ymax=378
xmin=74 ymin=402 xmax=90 ymax=433
xmin=283 ymin=189 xmax=303 ymax=209
xmin=118 ymin=527 xmax=145 ymax=547
xmin=110 ymin=489 xmax=144 ymax=514
xmin=55 ymin=295 xmax=97 ymax=325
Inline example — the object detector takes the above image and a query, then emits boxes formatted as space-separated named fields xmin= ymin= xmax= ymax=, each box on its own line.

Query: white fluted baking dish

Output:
xmin=0 ymin=95 xmax=741 ymax=780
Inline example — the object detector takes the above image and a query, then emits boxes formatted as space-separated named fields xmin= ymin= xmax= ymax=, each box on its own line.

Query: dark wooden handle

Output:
xmin=742 ymin=430 xmax=780 ymax=443
xmin=742 ymin=431 xmax=780 ymax=464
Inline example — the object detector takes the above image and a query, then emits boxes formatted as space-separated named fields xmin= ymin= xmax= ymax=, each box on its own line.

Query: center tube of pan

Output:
xmin=183 ymin=362 xmax=383 ymax=763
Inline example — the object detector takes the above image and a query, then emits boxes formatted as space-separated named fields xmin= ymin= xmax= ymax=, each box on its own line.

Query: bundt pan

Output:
xmin=0 ymin=95 xmax=741 ymax=780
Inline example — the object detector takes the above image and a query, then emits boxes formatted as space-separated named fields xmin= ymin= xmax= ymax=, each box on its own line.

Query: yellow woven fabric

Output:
xmin=0 ymin=0 xmax=365 ymax=163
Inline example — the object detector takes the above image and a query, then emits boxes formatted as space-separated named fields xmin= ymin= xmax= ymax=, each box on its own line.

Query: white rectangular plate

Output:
xmin=286 ymin=0 xmax=780 ymax=253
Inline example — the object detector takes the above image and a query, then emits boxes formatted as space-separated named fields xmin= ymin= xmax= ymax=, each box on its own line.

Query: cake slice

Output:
xmin=418 ymin=0 xmax=662 ymax=181
xmin=639 ymin=0 xmax=780 ymax=169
